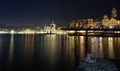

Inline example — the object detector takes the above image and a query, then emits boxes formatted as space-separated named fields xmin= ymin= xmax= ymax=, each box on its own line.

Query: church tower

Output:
xmin=50 ymin=20 xmax=56 ymax=29
xmin=111 ymin=8 xmax=117 ymax=18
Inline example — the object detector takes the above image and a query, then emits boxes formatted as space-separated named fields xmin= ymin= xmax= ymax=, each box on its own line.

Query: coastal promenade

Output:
xmin=62 ymin=28 xmax=120 ymax=36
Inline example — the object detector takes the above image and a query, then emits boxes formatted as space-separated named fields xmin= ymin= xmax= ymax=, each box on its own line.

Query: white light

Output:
xmin=69 ymin=31 xmax=75 ymax=33
xmin=11 ymin=30 xmax=15 ymax=34
xmin=109 ymin=26 xmax=113 ymax=29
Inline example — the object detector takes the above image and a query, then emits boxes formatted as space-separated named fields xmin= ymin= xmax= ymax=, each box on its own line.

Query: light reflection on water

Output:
xmin=43 ymin=34 xmax=56 ymax=66
xmin=0 ymin=34 xmax=120 ymax=71
xmin=108 ymin=37 xmax=115 ymax=59
xmin=24 ymin=34 xmax=34 ymax=65
xmin=0 ymin=35 xmax=3 ymax=64
xmin=8 ymin=34 xmax=14 ymax=67
xmin=98 ymin=37 xmax=104 ymax=58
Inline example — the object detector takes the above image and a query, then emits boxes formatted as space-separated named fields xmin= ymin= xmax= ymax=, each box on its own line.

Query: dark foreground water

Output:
xmin=0 ymin=34 xmax=120 ymax=71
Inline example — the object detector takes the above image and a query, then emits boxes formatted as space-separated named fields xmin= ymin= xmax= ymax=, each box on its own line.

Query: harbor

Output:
xmin=65 ymin=28 xmax=120 ymax=36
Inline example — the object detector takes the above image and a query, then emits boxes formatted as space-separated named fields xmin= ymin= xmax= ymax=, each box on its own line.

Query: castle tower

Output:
xmin=111 ymin=8 xmax=117 ymax=18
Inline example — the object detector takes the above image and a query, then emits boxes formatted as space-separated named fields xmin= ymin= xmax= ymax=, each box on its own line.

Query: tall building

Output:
xmin=50 ymin=21 xmax=56 ymax=29
xmin=111 ymin=8 xmax=117 ymax=18
xmin=44 ymin=21 xmax=56 ymax=34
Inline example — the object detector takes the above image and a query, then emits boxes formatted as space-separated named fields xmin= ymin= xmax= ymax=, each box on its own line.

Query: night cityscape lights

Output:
xmin=0 ymin=8 xmax=120 ymax=35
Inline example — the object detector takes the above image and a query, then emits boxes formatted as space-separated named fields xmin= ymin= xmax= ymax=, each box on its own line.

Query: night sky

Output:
xmin=0 ymin=0 xmax=120 ymax=27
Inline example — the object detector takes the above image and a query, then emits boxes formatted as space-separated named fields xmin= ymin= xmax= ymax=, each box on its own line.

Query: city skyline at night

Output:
xmin=0 ymin=0 xmax=120 ymax=27
xmin=0 ymin=0 xmax=120 ymax=70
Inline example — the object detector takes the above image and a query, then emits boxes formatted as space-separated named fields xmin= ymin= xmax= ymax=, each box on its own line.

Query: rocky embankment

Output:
xmin=76 ymin=58 xmax=118 ymax=71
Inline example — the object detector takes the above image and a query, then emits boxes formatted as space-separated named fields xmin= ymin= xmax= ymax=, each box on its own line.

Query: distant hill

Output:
xmin=0 ymin=24 xmax=7 ymax=28
xmin=0 ymin=24 xmax=41 ymax=30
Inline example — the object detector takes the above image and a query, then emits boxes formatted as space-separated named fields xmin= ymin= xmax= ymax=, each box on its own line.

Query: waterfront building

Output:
xmin=69 ymin=20 xmax=82 ymax=28
xmin=108 ymin=18 xmax=118 ymax=27
xmin=102 ymin=8 xmax=120 ymax=28
xmin=87 ymin=19 xmax=94 ymax=27
xmin=68 ymin=8 xmax=120 ymax=29
xmin=50 ymin=21 xmax=56 ymax=33
xmin=44 ymin=26 xmax=50 ymax=33
xmin=69 ymin=19 xmax=94 ymax=29
xmin=102 ymin=15 xmax=109 ymax=26
xmin=44 ymin=21 xmax=57 ymax=34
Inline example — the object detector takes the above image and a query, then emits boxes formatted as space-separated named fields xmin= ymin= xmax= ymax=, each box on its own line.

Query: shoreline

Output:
xmin=76 ymin=58 xmax=119 ymax=71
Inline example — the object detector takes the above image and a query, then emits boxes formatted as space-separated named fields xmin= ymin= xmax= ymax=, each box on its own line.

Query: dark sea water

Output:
xmin=0 ymin=34 xmax=120 ymax=71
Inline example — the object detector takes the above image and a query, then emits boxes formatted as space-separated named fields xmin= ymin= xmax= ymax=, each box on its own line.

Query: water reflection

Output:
xmin=115 ymin=38 xmax=120 ymax=59
xmin=0 ymin=35 xmax=3 ymax=63
xmin=24 ymin=34 xmax=34 ymax=65
xmin=69 ymin=36 xmax=85 ymax=60
xmin=79 ymin=36 xmax=85 ymax=59
xmin=68 ymin=36 xmax=75 ymax=60
xmin=108 ymin=37 xmax=115 ymax=59
xmin=33 ymin=34 xmax=57 ymax=70
xmin=86 ymin=37 xmax=116 ymax=59
xmin=0 ymin=34 xmax=120 ymax=71
xmin=44 ymin=34 xmax=56 ymax=65
xmin=98 ymin=37 xmax=104 ymax=58
xmin=8 ymin=34 xmax=14 ymax=65
xmin=92 ymin=37 xmax=99 ymax=58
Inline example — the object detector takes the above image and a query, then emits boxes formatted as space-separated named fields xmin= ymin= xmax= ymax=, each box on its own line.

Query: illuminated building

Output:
xmin=44 ymin=21 xmax=57 ymax=34
xmin=69 ymin=19 xmax=94 ymax=28
xmin=102 ymin=8 xmax=120 ymax=28
xmin=50 ymin=21 xmax=56 ymax=33
xmin=87 ymin=19 xmax=94 ymax=27
xmin=111 ymin=8 xmax=117 ymax=18
xmin=102 ymin=15 xmax=109 ymax=26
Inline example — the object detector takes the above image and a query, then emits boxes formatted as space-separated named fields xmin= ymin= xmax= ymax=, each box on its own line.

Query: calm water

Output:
xmin=0 ymin=34 xmax=120 ymax=71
